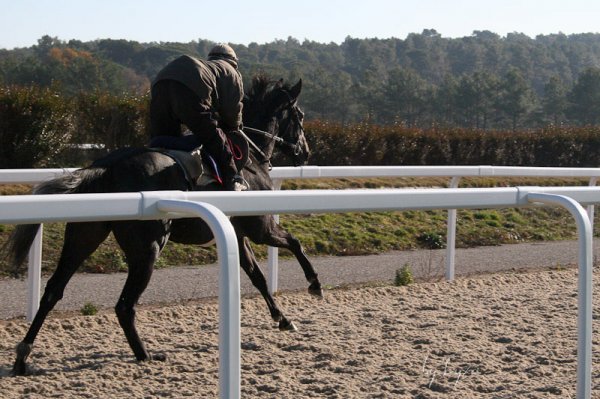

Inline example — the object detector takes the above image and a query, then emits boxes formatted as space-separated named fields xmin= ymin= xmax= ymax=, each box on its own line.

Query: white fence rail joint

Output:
xmin=527 ymin=193 xmax=593 ymax=399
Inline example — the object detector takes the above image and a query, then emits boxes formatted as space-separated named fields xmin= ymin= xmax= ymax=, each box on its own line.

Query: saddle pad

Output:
xmin=152 ymin=148 xmax=204 ymax=190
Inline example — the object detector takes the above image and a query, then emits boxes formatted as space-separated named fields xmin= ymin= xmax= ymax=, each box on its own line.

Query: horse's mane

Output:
xmin=247 ymin=74 xmax=292 ymax=104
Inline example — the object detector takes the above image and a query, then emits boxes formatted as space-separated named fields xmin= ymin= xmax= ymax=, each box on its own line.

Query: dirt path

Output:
xmin=0 ymin=239 xmax=596 ymax=320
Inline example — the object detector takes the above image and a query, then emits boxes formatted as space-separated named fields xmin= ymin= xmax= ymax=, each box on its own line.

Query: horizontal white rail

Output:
xmin=5 ymin=165 xmax=600 ymax=185
xmin=2 ymin=186 xmax=599 ymax=222
xmin=0 ymin=168 xmax=78 ymax=184
xmin=2 ymin=165 xmax=600 ymax=295
xmin=267 ymin=165 xmax=600 ymax=292
xmin=0 ymin=186 xmax=595 ymax=399
xmin=270 ymin=165 xmax=600 ymax=179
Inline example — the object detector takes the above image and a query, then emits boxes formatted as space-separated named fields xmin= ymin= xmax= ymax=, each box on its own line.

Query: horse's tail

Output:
xmin=2 ymin=168 xmax=107 ymax=274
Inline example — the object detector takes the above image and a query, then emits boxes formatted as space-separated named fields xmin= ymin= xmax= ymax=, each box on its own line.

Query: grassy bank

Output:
xmin=0 ymin=176 xmax=596 ymax=277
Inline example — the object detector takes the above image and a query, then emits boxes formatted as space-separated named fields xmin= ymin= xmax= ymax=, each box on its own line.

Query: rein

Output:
xmin=242 ymin=124 xmax=302 ymax=157
xmin=242 ymin=126 xmax=286 ymax=145
xmin=238 ymin=127 xmax=272 ymax=162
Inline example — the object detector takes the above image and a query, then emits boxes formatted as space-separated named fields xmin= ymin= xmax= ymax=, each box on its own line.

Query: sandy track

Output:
xmin=0 ymin=265 xmax=597 ymax=398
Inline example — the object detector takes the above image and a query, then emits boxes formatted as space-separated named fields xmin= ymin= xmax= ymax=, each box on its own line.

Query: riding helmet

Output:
xmin=208 ymin=43 xmax=238 ymax=66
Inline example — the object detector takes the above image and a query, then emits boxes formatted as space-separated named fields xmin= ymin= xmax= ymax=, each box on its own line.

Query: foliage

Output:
xmin=73 ymin=91 xmax=149 ymax=151
xmin=567 ymin=68 xmax=600 ymax=125
xmin=0 ymin=87 xmax=151 ymax=168
xmin=80 ymin=302 xmax=98 ymax=316
xmin=0 ymin=85 xmax=75 ymax=168
xmin=5 ymin=32 xmax=600 ymax=128
xmin=305 ymin=122 xmax=600 ymax=167
xmin=395 ymin=264 xmax=414 ymax=286
xmin=416 ymin=231 xmax=445 ymax=249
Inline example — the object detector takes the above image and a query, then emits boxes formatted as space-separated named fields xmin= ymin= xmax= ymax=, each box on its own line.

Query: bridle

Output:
xmin=242 ymin=93 xmax=305 ymax=162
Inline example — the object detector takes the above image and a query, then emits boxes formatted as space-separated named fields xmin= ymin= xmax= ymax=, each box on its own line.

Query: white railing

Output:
xmin=4 ymin=165 xmax=600 ymax=295
xmin=268 ymin=165 xmax=600 ymax=292
xmin=0 ymin=191 xmax=241 ymax=399
xmin=0 ymin=186 xmax=596 ymax=399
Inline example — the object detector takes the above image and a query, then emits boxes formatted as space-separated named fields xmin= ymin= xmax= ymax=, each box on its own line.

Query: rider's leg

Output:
xmin=165 ymin=81 xmax=247 ymax=190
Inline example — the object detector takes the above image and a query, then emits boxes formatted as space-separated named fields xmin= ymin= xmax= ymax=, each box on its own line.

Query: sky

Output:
xmin=1 ymin=0 xmax=600 ymax=49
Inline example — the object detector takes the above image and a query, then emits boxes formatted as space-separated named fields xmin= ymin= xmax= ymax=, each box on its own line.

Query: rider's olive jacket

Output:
xmin=152 ymin=55 xmax=244 ymax=131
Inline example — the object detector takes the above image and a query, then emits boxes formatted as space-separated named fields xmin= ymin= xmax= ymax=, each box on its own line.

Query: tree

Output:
xmin=381 ymin=67 xmax=429 ymax=126
xmin=567 ymin=67 xmax=600 ymax=125
xmin=497 ymin=68 xmax=534 ymax=131
xmin=542 ymin=76 xmax=567 ymax=125
xmin=453 ymin=72 xmax=498 ymax=129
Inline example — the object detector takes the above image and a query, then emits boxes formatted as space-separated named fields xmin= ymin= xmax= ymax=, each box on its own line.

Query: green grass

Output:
xmin=0 ymin=177 xmax=597 ymax=276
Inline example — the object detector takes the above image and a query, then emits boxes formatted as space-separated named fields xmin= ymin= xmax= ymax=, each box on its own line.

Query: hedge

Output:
xmin=1 ymin=86 xmax=599 ymax=168
xmin=305 ymin=121 xmax=600 ymax=167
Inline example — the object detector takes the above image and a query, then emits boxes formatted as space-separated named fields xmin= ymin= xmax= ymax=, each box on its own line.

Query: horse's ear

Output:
xmin=275 ymin=78 xmax=284 ymax=88
xmin=289 ymin=79 xmax=302 ymax=99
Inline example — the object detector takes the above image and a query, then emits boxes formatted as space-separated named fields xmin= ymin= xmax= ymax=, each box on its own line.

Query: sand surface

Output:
xmin=0 ymin=266 xmax=597 ymax=398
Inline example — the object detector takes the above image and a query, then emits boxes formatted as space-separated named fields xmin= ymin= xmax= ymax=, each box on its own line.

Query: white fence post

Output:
xmin=156 ymin=199 xmax=241 ymax=399
xmin=445 ymin=177 xmax=461 ymax=281
xmin=26 ymin=224 xmax=43 ymax=322
xmin=526 ymin=192 xmax=593 ymax=399
xmin=268 ymin=178 xmax=283 ymax=295
xmin=587 ymin=177 xmax=597 ymax=227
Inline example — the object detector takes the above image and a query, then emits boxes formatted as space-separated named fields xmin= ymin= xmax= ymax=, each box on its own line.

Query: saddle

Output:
xmin=149 ymin=130 xmax=250 ymax=190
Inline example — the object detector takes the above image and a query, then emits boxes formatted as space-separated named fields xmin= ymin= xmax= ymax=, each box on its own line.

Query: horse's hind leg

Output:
xmin=112 ymin=221 xmax=168 ymax=361
xmin=239 ymin=237 xmax=297 ymax=331
xmin=13 ymin=222 xmax=110 ymax=376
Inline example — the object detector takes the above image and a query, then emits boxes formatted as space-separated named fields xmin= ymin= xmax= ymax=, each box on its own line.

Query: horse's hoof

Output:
xmin=12 ymin=342 xmax=32 ymax=376
xmin=150 ymin=353 xmax=167 ymax=362
xmin=279 ymin=320 xmax=298 ymax=332
xmin=11 ymin=362 xmax=27 ymax=377
xmin=308 ymin=286 xmax=324 ymax=298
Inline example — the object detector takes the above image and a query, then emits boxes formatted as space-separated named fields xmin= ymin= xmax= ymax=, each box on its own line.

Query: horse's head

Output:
xmin=243 ymin=76 xmax=310 ymax=166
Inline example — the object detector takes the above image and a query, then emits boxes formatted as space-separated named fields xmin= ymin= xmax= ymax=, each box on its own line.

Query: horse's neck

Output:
xmin=247 ymin=131 xmax=277 ymax=161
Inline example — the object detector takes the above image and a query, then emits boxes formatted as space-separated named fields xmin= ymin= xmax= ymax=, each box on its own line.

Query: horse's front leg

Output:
xmin=250 ymin=216 xmax=323 ymax=298
xmin=239 ymin=237 xmax=297 ymax=331
xmin=113 ymin=221 xmax=168 ymax=361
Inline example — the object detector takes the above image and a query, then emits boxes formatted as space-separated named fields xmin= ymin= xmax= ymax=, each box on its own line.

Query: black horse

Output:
xmin=5 ymin=75 xmax=323 ymax=376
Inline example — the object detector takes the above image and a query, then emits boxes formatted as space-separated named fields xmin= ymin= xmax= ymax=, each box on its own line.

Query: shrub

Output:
xmin=81 ymin=302 xmax=98 ymax=316
xmin=417 ymin=232 xmax=446 ymax=249
xmin=304 ymin=121 xmax=600 ymax=167
xmin=395 ymin=264 xmax=414 ymax=286
xmin=74 ymin=91 xmax=149 ymax=151
xmin=0 ymin=85 xmax=75 ymax=168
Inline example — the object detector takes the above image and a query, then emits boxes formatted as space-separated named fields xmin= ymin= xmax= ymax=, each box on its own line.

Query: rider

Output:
xmin=148 ymin=43 xmax=248 ymax=191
